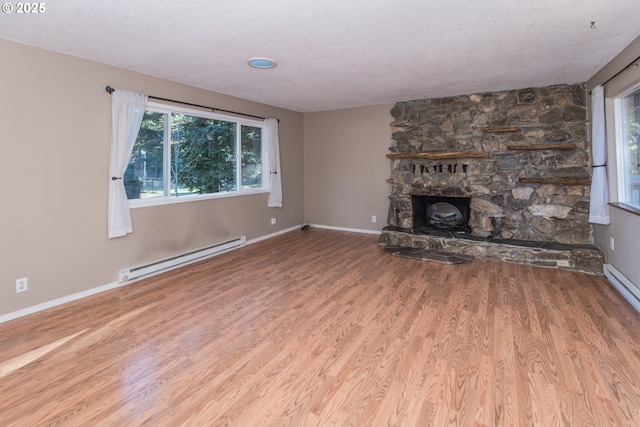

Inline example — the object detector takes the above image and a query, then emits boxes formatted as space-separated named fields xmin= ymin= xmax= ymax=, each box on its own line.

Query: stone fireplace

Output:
xmin=379 ymin=83 xmax=605 ymax=274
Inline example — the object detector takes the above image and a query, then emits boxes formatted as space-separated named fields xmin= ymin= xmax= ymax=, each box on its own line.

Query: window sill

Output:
xmin=129 ymin=188 xmax=270 ymax=209
xmin=609 ymin=202 xmax=640 ymax=217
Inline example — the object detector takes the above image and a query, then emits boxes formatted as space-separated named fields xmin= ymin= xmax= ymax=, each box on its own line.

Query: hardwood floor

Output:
xmin=1 ymin=228 xmax=640 ymax=426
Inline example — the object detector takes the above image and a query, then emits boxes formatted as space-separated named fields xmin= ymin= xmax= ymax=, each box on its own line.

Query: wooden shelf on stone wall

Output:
xmin=481 ymin=126 xmax=520 ymax=133
xmin=506 ymin=143 xmax=577 ymax=151
xmin=386 ymin=151 xmax=490 ymax=160
xmin=518 ymin=177 xmax=591 ymax=185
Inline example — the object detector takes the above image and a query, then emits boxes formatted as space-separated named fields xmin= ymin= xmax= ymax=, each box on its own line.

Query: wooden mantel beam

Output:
xmin=507 ymin=144 xmax=577 ymax=151
xmin=386 ymin=151 xmax=490 ymax=160
xmin=481 ymin=126 xmax=520 ymax=133
xmin=518 ymin=177 xmax=591 ymax=185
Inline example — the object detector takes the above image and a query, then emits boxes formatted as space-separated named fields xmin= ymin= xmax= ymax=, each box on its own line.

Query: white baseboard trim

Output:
xmin=0 ymin=224 xmax=373 ymax=324
xmin=309 ymin=223 xmax=381 ymax=235
xmin=0 ymin=282 xmax=118 ymax=324
xmin=604 ymin=264 xmax=640 ymax=313
xmin=247 ymin=225 xmax=301 ymax=245
xmin=2 ymin=227 xmax=298 ymax=324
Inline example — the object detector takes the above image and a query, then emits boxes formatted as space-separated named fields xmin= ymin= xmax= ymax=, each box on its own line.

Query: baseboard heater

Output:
xmin=604 ymin=264 xmax=640 ymax=313
xmin=117 ymin=235 xmax=246 ymax=285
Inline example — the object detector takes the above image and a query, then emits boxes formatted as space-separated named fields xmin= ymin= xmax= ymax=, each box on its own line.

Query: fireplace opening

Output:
xmin=412 ymin=195 xmax=471 ymax=233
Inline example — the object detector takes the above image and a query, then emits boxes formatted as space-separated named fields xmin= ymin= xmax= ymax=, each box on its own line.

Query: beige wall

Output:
xmin=303 ymin=105 xmax=393 ymax=232
xmin=0 ymin=39 xmax=304 ymax=317
xmin=586 ymin=35 xmax=640 ymax=286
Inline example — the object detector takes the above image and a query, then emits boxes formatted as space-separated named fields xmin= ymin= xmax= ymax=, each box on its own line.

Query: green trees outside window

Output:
xmin=124 ymin=105 xmax=264 ymax=201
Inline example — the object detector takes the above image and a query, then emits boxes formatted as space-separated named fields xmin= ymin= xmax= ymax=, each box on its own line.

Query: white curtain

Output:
xmin=589 ymin=85 xmax=610 ymax=225
xmin=265 ymin=118 xmax=282 ymax=207
xmin=108 ymin=89 xmax=148 ymax=238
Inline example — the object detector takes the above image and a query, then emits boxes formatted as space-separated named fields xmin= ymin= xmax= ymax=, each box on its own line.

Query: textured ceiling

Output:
xmin=1 ymin=0 xmax=639 ymax=112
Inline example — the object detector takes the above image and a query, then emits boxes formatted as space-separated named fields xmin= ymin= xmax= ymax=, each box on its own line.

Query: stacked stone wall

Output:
xmin=388 ymin=83 xmax=592 ymax=244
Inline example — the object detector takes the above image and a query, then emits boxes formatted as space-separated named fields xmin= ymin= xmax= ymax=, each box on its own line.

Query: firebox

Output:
xmin=412 ymin=195 xmax=471 ymax=233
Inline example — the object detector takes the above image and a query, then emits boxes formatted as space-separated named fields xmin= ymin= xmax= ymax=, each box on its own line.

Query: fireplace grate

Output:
xmin=427 ymin=202 xmax=464 ymax=229
xmin=412 ymin=195 xmax=471 ymax=233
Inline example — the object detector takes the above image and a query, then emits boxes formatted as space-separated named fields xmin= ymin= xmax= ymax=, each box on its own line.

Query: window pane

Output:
xmin=241 ymin=126 xmax=262 ymax=187
xmin=125 ymin=111 xmax=166 ymax=200
xmin=620 ymin=89 xmax=640 ymax=207
xmin=170 ymin=113 xmax=237 ymax=196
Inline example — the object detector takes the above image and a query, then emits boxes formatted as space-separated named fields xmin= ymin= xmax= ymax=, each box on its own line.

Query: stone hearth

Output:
xmin=384 ymin=245 xmax=475 ymax=265
xmin=379 ymin=83 xmax=605 ymax=273
xmin=379 ymin=227 xmax=604 ymax=274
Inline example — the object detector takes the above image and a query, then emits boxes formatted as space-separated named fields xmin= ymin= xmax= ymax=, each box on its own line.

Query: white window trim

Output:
xmin=614 ymin=95 xmax=628 ymax=206
xmin=614 ymin=85 xmax=640 ymax=210
xmin=604 ymin=63 xmax=640 ymax=207
xmin=128 ymin=101 xmax=269 ymax=209
xmin=128 ymin=187 xmax=270 ymax=209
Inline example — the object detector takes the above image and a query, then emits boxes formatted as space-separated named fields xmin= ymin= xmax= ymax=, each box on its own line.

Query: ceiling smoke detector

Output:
xmin=248 ymin=58 xmax=277 ymax=69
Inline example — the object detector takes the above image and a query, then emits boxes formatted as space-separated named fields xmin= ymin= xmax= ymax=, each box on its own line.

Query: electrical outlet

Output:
xmin=610 ymin=237 xmax=615 ymax=251
xmin=556 ymin=260 xmax=570 ymax=267
xmin=270 ymin=218 xmax=276 ymax=226
xmin=371 ymin=215 xmax=377 ymax=223
xmin=16 ymin=277 xmax=28 ymax=293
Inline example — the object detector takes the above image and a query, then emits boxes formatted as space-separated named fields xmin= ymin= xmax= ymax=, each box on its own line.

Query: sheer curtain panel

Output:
xmin=589 ymin=85 xmax=610 ymax=225
xmin=266 ymin=118 xmax=282 ymax=207
xmin=108 ymin=90 xmax=148 ymax=238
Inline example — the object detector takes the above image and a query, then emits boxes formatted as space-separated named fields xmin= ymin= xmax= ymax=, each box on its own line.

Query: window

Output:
xmin=615 ymin=87 xmax=640 ymax=208
xmin=124 ymin=102 xmax=266 ymax=206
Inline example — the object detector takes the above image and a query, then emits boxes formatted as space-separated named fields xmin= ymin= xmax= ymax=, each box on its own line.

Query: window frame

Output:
xmin=127 ymin=101 xmax=269 ymax=209
xmin=614 ymin=87 xmax=638 ymax=208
